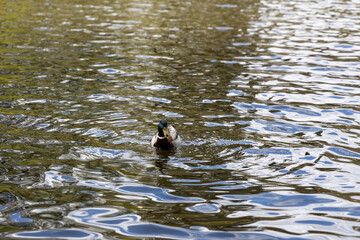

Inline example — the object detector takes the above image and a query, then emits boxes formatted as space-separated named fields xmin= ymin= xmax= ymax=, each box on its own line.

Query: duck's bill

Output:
xmin=163 ymin=127 xmax=168 ymax=137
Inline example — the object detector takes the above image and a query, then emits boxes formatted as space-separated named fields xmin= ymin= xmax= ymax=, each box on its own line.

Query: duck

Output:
xmin=151 ymin=119 xmax=181 ymax=149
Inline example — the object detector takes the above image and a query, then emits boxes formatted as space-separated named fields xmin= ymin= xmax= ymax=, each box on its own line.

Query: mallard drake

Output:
xmin=151 ymin=119 xmax=181 ymax=149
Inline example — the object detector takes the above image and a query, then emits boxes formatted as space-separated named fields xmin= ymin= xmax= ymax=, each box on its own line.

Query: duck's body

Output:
xmin=151 ymin=120 xmax=181 ymax=149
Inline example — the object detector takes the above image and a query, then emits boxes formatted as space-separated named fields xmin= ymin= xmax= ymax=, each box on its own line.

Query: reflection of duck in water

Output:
xmin=151 ymin=119 xmax=181 ymax=150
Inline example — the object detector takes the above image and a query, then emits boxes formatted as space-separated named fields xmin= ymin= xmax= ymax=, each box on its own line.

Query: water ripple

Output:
xmin=78 ymin=180 xmax=204 ymax=203
xmin=10 ymin=228 xmax=103 ymax=239
xmin=328 ymin=147 xmax=360 ymax=159
xmin=135 ymin=85 xmax=178 ymax=90
xmin=98 ymin=68 xmax=125 ymax=75
xmin=67 ymin=207 xmax=309 ymax=240
xmin=243 ymin=148 xmax=292 ymax=156
xmin=233 ymin=102 xmax=321 ymax=117
xmin=147 ymin=97 xmax=171 ymax=103
xmin=255 ymin=120 xmax=322 ymax=134
xmin=87 ymin=94 xmax=129 ymax=102
xmin=220 ymin=192 xmax=335 ymax=207
xmin=2 ymin=0 xmax=360 ymax=239
xmin=59 ymin=147 xmax=138 ymax=161
xmin=186 ymin=203 xmax=220 ymax=213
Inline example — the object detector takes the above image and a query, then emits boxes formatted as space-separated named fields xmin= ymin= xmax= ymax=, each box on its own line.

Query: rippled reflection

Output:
xmin=1 ymin=0 xmax=360 ymax=239
xmin=67 ymin=207 xmax=311 ymax=240
xmin=10 ymin=229 xmax=103 ymax=239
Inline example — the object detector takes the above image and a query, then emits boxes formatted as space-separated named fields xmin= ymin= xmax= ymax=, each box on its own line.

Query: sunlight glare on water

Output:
xmin=1 ymin=0 xmax=360 ymax=239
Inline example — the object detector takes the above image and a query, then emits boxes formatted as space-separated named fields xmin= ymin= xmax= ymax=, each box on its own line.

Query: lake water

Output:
xmin=1 ymin=0 xmax=360 ymax=239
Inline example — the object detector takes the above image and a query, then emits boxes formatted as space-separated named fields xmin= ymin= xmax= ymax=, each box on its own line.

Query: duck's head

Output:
xmin=158 ymin=119 xmax=168 ymax=137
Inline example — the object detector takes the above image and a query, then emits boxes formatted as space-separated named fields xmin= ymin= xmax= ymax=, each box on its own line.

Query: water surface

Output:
xmin=1 ymin=0 xmax=360 ymax=239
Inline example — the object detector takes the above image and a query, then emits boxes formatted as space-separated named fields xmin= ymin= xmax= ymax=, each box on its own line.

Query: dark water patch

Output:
xmin=0 ymin=192 xmax=17 ymax=206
